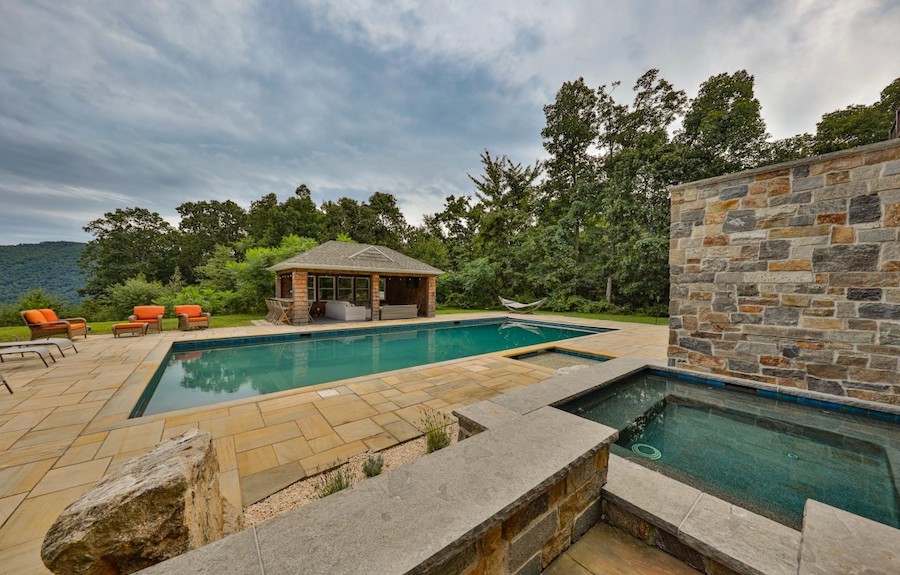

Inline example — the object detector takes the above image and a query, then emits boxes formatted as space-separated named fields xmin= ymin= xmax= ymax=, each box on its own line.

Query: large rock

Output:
xmin=42 ymin=429 xmax=239 ymax=575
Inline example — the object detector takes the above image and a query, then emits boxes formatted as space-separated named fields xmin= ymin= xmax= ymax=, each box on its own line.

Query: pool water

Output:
xmin=560 ymin=371 xmax=900 ymax=530
xmin=134 ymin=319 xmax=603 ymax=417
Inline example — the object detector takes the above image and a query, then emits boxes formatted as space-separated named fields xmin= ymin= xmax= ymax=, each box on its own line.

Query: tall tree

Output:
xmin=813 ymin=77 xmax=900 ymax=153
xmin=678 ymin=70 xmax=768 ymax=178
xmin=176 ymin=200 xmax=247 ymax=283
xmin=245 ymin=185 xmax=323 ymax=249
xmin=540 ymin=77 xmax=599 ymax=265
xmin=469 ymin=151 xmax=541 ymax=297
xmin=427 ymin=195 xmax=479 ymax=271
xmin=79 ymin=208 xmax=177 ymax=297
xmin=595 ymin=69 xmax=686 ymax=306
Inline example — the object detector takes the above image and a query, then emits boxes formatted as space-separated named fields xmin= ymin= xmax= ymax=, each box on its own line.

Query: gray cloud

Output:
xmin=1 ymin=0 xmax=897 ymax=244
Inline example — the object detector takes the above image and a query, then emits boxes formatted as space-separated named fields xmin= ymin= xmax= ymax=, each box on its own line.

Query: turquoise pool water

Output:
xmin=133 ymin=319 xmax=605 ymax=417
xmin=560 ymin=370 xmax=900 ymax=530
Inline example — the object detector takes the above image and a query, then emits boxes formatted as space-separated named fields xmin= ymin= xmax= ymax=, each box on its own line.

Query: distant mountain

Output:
xmin=0 ymin=241 xmax=86 ymax=304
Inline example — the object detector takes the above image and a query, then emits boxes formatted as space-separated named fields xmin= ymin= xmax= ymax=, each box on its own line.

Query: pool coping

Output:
xmin=453 ymin=357 xmax=900 ymax=575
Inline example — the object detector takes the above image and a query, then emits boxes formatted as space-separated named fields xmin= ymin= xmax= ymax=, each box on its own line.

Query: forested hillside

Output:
xmin=0 ymin=242 xmax=86 ymax=303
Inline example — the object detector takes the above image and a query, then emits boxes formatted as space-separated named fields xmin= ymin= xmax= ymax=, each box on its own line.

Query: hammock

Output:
xmin=499 ymin=297 xmax=546 ymax=314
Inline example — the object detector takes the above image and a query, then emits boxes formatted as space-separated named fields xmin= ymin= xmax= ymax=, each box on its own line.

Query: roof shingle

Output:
xmin=268 ymin=241 xmax=444 ymax=275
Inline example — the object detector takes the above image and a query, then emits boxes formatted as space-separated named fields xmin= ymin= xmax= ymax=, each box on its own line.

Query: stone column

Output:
xmin=370 ymin=273 xmax=380 ymax=321
xmin=292 ymin=271 xmax=308 ymax=325
xmin=426 ymin=276 xmax=436 ymax=318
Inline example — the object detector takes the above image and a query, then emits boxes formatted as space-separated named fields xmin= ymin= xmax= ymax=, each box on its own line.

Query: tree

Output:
xmin=678 ymin=70 xmax=768 ymax=178
xmin=176 ymin=200 xmax=247 ymax=283
xmin=364 ymin=192 xmax=409 ymax=248
xmin=469 ymin=151 xmax=541 ymax=296
xmin=813 ymin=77 xmax=900 ymax=153
xmin=197 ymin=235 xmax=317 ymax=313
xmin=79 ymin=208 xmax=177 ymax=297
xmin=245 ymin=186 xmax=322 ymax=249
xmin=427 ymin=195 xmax=479 ymax=271
xmin=594 ymin=69 xmax=687 ymax=306
xmin=540 ymin=77 xmax=598 ymax=261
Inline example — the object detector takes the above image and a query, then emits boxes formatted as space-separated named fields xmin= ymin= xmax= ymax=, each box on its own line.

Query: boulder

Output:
xmin=41 ymin=429 xmax=241 ymax=575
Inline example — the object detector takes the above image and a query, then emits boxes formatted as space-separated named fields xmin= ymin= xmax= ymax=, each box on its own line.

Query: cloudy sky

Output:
xmin=1 ymin=1 xmax=898 ymax=245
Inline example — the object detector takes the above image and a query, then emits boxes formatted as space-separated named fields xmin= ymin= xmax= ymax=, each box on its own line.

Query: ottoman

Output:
xmin=112 ymin=322 xmax=149 ymax=338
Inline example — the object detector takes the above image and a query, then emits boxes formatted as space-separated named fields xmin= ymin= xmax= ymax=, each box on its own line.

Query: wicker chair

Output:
xmin=175 ymin=305 xmax=211 ymax=331
xmin=20 ymin=309 xmax=88 ymax=340
xmin=128 ymin=306 xmax=166 ymax=333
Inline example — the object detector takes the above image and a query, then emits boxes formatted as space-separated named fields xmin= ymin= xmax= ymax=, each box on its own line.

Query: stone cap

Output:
xmin=798 ymin=500 xmax=900 ymax=575
xmin=605 ymin=454 xmax=801 ymax=575
xmin=488 ymin=356 xmax=653 ymax=415
xmin=139 ymin=407 xmax=617 ymax=575
xmin=669 ymin=138 xmax=900 ymax=192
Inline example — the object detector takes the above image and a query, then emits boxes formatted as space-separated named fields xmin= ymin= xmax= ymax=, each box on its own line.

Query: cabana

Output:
xmin=267 ymin=241 xmax=444 ymax=325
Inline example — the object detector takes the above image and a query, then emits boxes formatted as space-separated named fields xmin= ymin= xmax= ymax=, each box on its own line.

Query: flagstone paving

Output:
xmin=0 ymin=313 xmax=666 ymax=574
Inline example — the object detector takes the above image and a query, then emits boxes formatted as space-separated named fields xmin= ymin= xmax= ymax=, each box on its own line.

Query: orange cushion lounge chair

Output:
xmin=175 ymin=305 xmax=210 ymax=331
xmin=20 ymin=309 xmax=88 ymax=340
xmin=128 ymin=305 xmax=166 ymax=333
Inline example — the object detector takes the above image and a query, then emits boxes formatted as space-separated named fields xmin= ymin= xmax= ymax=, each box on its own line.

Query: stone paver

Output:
xmin=0 ymin=313 xmax=666 ymax=573
xmin=545 ymin=521 xmax=700 ymax=575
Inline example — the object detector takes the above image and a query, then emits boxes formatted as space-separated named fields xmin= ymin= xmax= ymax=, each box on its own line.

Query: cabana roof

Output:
xmin=268 ymin=240 xmax=444 ymax=276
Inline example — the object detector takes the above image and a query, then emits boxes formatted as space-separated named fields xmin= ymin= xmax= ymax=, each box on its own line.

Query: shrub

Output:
xmin=102 ymin=274 xmax=167 ymax=319
xmin=420 ymin=408 xmax=452 ymax=453
xmin=155 ymin=285 xmax=235 ymax=315
xmin=314 ymin=463 xmax=354 ymax=498
xmin=362 ymin=454 xmax=384 ymax=477
xmin=0 ymin=289 xmax=80 ymax=326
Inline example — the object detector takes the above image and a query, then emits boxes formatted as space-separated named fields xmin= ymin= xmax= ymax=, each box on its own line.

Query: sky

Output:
xmin=1 ymin=0 xmax=898 ymax=245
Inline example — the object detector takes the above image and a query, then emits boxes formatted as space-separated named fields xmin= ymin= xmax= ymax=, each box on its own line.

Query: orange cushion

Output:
xmin=188 ymin=317 xmax=208 ymax=322
xmin=175 ymin=305 xmax=203 ymax=318
xmin=134 ymin=306 xmax=165 ymax=320
xmin=115 ymin=323 xmax=144 ymax=328
xmin=23 ymin=310 xmax=47 ymax=324
xmin=68 ymin=322 xmax=86 ymax=330
xmin=39 ymin=309 xmax=59 ymax=322
xmin=134 ymin=318 xmax=159 ymax=324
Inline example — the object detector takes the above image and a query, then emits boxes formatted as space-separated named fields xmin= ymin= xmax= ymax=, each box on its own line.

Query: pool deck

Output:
xmin=0 ymin=312 xmax=667 ymax=574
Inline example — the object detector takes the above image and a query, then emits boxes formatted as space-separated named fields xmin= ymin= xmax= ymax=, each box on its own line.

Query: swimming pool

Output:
xmin=559 ymin=369 xmax=900 ymax=530
xmin=132 ymin=318 xmax=608 ymax=417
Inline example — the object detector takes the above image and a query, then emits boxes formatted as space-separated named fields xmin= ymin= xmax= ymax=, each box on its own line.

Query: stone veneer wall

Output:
xmin=668 ymin=139 xmax=900 ymax=405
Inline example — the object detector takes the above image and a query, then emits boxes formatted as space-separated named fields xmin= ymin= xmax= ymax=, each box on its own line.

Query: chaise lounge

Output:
xmin=175 ymin=305 xmax=211 ymax=331
xmin=0 ymin=338 xmax=78 ymax=358
xmin=0 ymin=346 xmax=54 ymax=367
xmin=128 ymin=306 xmax=166 ymax=333
xmin=20 ymin=309 xmax=88 ymax=340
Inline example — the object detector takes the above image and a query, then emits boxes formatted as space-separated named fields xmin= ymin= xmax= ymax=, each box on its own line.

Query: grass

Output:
xmin=437 ymin=308 xmax=666 ymax=325
xmin=420 ymin=408 xmax=452 ymax=453
xmin=315 ymin=463 xmax=354 ymax=497
xmin=1 ymin=307 xmax=665 ymax=340
xmin=0 ymin=314 xmax=260 ymax=340
xmin=362 ymin=453 xmax=384 ymax=477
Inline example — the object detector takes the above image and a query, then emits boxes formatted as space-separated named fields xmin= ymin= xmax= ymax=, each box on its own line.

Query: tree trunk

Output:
xmin=606 ymin=275 xmax=613 ymax=302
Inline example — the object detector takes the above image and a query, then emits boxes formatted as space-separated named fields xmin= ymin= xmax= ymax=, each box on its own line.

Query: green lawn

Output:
xmin=1 ymin=309 xmax=665 ymax=341
xmin=0 ymin=314 xmax=260 ymax=340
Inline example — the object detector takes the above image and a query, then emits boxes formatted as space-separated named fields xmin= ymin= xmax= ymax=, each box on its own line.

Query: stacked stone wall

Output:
xmin=668 ymin=140 xmax=900 ymax=405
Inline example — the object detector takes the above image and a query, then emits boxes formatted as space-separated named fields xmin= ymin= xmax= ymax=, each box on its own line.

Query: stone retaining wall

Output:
xmin=139 ymin=407 xmax=616 ymax=575
xmin=668 ymin=139 xmax=900 ymax=404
